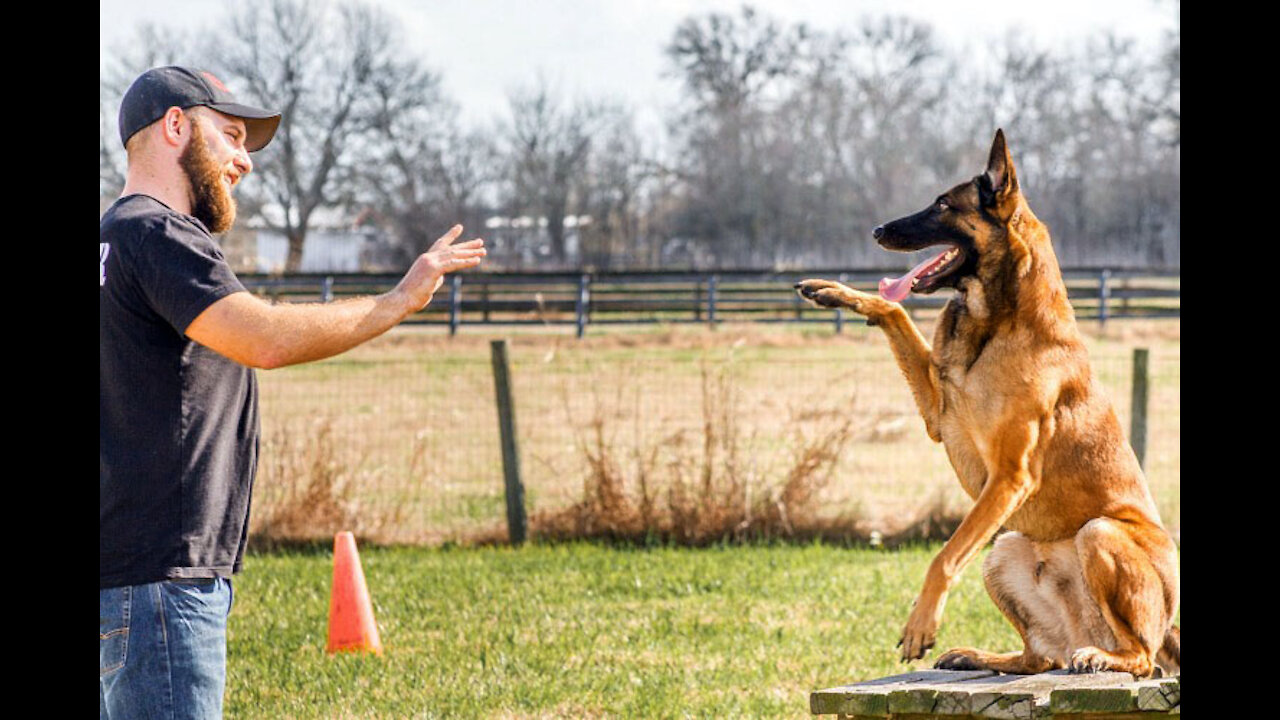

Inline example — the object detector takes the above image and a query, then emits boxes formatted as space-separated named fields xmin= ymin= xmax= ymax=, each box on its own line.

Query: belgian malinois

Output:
xmin=796 ymin=130 xmax=1179 ymax=677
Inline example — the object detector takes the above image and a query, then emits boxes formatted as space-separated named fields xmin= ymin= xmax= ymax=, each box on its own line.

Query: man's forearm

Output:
xmin=186 ymin=227 xmax=484 ymax=369
xmin=185 ymin=288 xmax=421 ymax=369
xmin=253 ymin=289 xmax=418 ymax=368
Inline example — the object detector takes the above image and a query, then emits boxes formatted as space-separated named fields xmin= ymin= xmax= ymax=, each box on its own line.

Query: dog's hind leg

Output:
xmin=1068 ymin=518 xmax=1178 ymax=678
xmin=934 ymin=532 xmax=1067 ymax=674
xmin=1156 ymin=625 xmax=1179 ymax=676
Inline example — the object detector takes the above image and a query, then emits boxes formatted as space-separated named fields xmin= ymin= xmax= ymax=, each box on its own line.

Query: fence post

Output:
xmin=1130 ymin=347 xmax=1149 ymax=471
xmin=1098 ymin=269 xmax=1111 ymax=327
xmin=482 ymin=282 xmax=491 ymax=324
xmin=490 ymin=339 xmax=528 ymax=545
xmin=694 ymin=279 xmax=702 ymax=321
xmin=449 ymin=275 xmax=462 ymax=336
xmin=835 ymin=272 xmax=848 ymax=334
xmin=576 ymin=273 xmax=590 ymax=339
xmin=321 ymin=275 xmax=334 ymax=303
xmin=708 ymin=274 xmax=718 ymax=329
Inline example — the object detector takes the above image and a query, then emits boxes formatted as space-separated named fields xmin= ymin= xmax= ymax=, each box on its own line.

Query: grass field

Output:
xmin=251 ymin=318 xmax=1180 ymax=547
xmin=226 ymin=542 xmax=1005 ymax=718
xmin=227 ymin=541 xmax=1180 ymax=718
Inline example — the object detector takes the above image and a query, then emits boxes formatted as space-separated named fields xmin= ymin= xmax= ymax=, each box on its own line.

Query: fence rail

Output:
xmin=239 ymin=268 xmax=1180 ymax=336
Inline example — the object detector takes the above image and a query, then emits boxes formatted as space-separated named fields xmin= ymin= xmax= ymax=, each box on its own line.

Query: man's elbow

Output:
xmin=206 ymin=339 xmax=290 ymax=370
xmin=247 ymin=344 xmax=292 ymax=370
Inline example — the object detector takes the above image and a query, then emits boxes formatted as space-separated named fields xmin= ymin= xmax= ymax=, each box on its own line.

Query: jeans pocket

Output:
xmin=162 ymin=578 xmax=232 ymax=635
xmin=99 ymin=586 xmax=131 ymax=677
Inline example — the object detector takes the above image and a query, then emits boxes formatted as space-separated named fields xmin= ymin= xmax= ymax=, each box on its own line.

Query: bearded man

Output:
xmin=99 ymin=66 xmax=486 ymax=719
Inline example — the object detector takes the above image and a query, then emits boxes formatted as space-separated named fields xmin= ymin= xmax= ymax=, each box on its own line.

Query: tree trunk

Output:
xmin=286 ymin=229 xmax=306 ymax=273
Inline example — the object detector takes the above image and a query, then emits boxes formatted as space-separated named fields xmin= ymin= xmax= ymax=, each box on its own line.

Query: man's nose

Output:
xmin=234 ymin=150 xmax=252 ymax=177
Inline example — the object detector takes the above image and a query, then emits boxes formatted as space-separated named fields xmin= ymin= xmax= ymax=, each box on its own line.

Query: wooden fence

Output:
xmin=239 ymin=268 xmax=1179 ymax=337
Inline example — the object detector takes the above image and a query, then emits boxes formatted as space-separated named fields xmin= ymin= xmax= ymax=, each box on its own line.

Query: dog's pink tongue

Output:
xmin=879 ymin=252 xmax=943 ymax=302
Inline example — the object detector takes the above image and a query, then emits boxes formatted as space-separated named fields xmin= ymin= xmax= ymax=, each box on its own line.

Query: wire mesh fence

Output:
xmin=249 ymin=325 xmax=1180 ymax=546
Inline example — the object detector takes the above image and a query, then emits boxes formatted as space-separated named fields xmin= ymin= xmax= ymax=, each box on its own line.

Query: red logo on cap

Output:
xmin=202 ymin=72 xmax=230 ymax=93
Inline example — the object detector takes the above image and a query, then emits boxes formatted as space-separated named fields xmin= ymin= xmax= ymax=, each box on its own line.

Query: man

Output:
xmin=99 ymin=66 xmax=486 ymax=719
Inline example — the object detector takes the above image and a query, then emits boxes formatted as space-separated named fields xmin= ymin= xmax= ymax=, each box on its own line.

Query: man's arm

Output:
xmin=186 ymin=226 xmax=485 ymax=369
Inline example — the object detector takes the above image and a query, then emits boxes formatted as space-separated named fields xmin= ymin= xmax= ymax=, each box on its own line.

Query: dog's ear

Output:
xmin=979 ymin=128 xmax=1020 ymax=214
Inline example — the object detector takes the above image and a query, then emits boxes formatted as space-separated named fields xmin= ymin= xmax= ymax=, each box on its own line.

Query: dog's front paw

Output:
xmin=1068 ymin=647 xmax=1110 ymax=674
xmin=898 ymin=607 xmax=940 ymax=662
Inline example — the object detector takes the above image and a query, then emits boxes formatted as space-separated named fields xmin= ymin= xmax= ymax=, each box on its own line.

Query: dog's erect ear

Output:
xmin=979 ymin=128 xmax=1020 ymax=212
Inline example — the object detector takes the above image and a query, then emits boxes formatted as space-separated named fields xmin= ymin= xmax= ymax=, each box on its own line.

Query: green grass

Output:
xmin=227 ymin=542 xmax=1029 ymax=718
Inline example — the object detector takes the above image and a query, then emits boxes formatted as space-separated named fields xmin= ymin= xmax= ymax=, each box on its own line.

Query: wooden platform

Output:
xmin=811 ymin=669 xmax=1179 ymax=719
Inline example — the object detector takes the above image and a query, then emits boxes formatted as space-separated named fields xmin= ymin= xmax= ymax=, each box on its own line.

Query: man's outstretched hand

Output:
xmin=394 ymin=225 xmax=487 ymax=312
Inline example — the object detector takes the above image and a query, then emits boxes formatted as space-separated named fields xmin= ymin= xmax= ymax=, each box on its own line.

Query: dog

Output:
xmin=795 ymin=130 xmax=1179 ymax=678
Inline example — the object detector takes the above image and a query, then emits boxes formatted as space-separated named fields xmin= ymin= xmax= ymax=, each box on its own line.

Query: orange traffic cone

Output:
xmin=326 ymin=531 xmax=383 ymax=655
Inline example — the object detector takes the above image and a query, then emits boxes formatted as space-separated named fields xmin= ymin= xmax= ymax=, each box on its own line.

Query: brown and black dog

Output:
xmin=796 ymin=130 xmax=1179 ymax=678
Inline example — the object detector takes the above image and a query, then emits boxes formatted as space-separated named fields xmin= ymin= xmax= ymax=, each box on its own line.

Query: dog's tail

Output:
xmin=1156 ymin=624 xmax=1180 ymax=674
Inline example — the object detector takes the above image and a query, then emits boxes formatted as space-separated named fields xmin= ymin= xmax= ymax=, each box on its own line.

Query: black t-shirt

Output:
xmin=100 ymin=194 xmax=259 ymax=589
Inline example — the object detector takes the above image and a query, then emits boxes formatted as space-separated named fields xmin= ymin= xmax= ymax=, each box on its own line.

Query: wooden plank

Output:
xmin=1049 ymin=686 xmax=1137 ymax=714
xmin=968 ymin=671 xmax=1134 ymax=719
xmin=811 ymin=670 xmax=995 ymax=716
xmin=811 ymin=669 xmax=1175 ymax=718
xmin=1135 ymin=676 xmax=1179 ymax=711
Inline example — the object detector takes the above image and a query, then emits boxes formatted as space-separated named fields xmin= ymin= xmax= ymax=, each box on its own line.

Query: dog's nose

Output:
xmin=872 ymin=225 xmax=884 ymax=240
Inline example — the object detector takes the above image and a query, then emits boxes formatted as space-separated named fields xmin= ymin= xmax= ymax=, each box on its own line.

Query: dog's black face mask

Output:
xmin=872 ymin=182 xmax=982 ymax=300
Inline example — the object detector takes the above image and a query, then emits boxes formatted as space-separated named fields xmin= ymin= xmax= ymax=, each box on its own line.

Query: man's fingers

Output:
xmin=430 ymin=224 xmax=465 ymax=250
xmin=446 ymin=245 xmax=486 ymax=257
xmin=431 ymin=249 xmax=486 ymax=273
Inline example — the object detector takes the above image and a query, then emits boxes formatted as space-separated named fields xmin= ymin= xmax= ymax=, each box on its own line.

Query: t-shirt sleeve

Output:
xmin=133 ymin=217 xmax=248 ymax=335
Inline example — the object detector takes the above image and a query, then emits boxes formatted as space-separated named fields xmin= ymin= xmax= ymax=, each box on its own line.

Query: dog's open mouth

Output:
xmin=878 ymin=244 xmax=965 ymax=302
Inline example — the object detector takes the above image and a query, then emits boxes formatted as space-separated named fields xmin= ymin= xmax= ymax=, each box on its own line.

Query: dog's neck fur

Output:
xmin=939 ymin=199 xmax=1080 ymax=368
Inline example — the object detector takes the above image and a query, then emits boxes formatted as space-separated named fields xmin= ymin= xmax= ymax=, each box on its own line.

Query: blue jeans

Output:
xmin=100 ymin=578 xmax=234 ymax=719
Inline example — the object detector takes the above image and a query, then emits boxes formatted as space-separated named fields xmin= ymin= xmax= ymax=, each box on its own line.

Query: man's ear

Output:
xmin=979 ymin=128 xmax=1019 ymax=212
xmin=159 ymin=106 xmax=190 ymax=149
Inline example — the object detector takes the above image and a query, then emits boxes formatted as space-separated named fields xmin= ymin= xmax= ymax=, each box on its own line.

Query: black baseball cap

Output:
xmin=118 ymin=66 xmax=281 ymax=152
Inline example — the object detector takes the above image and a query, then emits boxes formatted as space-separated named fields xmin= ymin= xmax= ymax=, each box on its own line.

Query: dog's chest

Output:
xmin=934 ymin=336 xmax=1018 ymax=497
xmin=936 ymin=369 xmax=1001 ymax=496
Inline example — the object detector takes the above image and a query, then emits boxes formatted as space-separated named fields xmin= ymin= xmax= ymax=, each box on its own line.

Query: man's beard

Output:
xmin=179 ymin=122 xmax=237 ymax=234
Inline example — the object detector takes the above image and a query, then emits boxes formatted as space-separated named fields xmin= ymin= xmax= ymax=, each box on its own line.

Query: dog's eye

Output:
xmin=937 ymin=200 xmax=949 ymax=211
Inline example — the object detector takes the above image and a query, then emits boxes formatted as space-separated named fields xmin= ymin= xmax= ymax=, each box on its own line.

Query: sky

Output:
xmin=100 ymin=0 xmax=1176 ymax=136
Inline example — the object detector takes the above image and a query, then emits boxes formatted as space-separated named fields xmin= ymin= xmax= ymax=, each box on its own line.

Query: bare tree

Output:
xmin=103 ymin=1 xmax=1178 ymax=272
xmin=575 ymin=110 xmax=661 ymax=269
xmin=503 ymin=79 xmax=620 ymax=266
xmin=207 ymin=0 xmax=415 ymax=272
xmin=358 ymin=70 xmax=499 ymax=267
xmin=786 ymin=16 xmax=955 ymax=263
xmin=664 ymin=5 xmax=807 ymax=265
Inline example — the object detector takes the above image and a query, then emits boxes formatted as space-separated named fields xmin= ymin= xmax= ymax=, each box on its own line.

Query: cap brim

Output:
xmin=207 ymin=102 xmax=282 ymax=152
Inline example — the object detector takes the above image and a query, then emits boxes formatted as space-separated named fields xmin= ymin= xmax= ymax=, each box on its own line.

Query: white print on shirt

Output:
xmin=100 ymin=243 xmax=111 ymax=286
